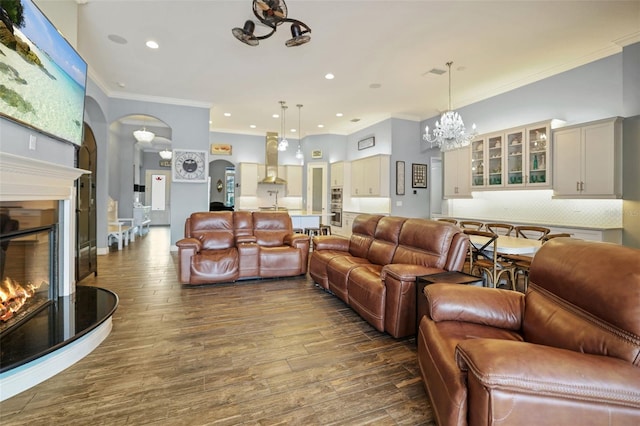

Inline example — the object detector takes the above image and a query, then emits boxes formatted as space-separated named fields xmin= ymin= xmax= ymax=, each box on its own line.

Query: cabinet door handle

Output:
xmin=580 ymin=181 xmax=585 ymax=192
xmin=576 ymin=181 xmax=580 ymax=192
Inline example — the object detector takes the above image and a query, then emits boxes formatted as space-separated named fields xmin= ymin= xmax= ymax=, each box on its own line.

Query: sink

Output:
xmin=258 ymin=207 xmax=288 ymax=211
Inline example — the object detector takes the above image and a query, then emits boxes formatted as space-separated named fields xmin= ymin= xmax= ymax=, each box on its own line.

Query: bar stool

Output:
xmin=319 ymin=224 xmax=331 ymax=235
xmin=459 ymin=221 xmax=484 ymax=231
xmin=292 ymin=228 xmax=304 ymax=234
xmin=304 ymin=227 xmax=321 ymax=251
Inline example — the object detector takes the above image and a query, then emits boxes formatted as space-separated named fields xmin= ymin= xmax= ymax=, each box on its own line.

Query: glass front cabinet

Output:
xmin=471 ymin=121 xmax=551 ymax=190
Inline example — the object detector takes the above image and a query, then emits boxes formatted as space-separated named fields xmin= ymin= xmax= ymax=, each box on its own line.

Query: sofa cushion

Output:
xmin=326 ymin=256 xmax=371 ymax=303
xmin=367 ymin=216 xmax=406 ymax=266
xmin=259 ymin=246 xmax=303 ymax=277
xmin=253 ymin=211 xmax=292 ymax=247
xmin=188 ymin=211 xmax=235 ymax=250
xmin=348 ymin=214 xmax=383 ymax=258
xmin=347 ymin=264 xmax=386 ymax=331
xmin=393 ymin=219 xmax=456 ymax=268
xmin=190 ymin=248 xmax=239 ymax=284
xmin=526 ymin=239 xmax=640 ymax=364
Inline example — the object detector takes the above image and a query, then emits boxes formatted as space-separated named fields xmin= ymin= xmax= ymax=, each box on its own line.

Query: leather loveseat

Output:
xmin=309 ymin=214 xmax=469 ymax=338
xmin=417 ymin=238 xmax=640 ymax=425
xmin=176 ymin=211 xmax=310 ymax=285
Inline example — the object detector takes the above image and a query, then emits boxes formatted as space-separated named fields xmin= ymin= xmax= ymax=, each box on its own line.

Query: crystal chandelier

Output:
xmin=295 ymin=104 xmax=304 ymax=160
xmin=277 ymin=101 xmax=289 ymax=151
xmin=133 ymin=127 xmax=155 ymax=143
xmin=423 ymin=62 xmax=477 ymax=151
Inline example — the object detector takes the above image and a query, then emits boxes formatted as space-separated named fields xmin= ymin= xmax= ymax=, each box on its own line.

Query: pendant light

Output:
xmin=295 ymin=104 xmax=304 ymax=161
xmin=277 ymin=101 xmax=289 ymax=151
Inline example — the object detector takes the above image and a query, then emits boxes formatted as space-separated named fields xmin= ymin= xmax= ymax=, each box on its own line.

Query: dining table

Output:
xmin=468 ymin=234 xmax=542 ymax=256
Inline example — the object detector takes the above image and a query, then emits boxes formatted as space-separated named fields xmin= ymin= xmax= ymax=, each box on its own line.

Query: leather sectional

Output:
xmin=309 ymin=214 xmax=469 ymax=338
xmin=176 ymin=211 xmax=310 ymax=285
xmin=417 ymin=238 xmax=640 ymax=425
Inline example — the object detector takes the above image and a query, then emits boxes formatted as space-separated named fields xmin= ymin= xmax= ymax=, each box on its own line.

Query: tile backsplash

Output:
xmin=445 ymin=190 xmax=622 ymax=228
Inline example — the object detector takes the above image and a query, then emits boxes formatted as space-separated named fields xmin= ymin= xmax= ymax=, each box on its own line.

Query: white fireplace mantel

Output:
xmin=0 ymin=152 xmax=88 ymax=202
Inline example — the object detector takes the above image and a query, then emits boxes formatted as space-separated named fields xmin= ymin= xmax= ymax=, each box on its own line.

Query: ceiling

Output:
xmin=72 ymin=0 xmax=639 ymax=143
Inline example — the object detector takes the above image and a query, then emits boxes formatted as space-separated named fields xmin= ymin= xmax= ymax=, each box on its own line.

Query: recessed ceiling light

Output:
xmin=317 ymin=124 xmax=324 ymax=128
xmin=291 ymin=128 xmax=297 ymax=133
xmin=336 ymin=113 xmax=343 ymax=117
xmin=209 ymin=120 xmax=212 ymax=124
xmin=223 ymin=112 xmax=231 ymax=117
xmin=272 ymin=114 xmax=279 ymax=118
xmin=146 ymin=40 xmax=159 ymax=49
xmin=325 ymin=73 xmax=334 ymax=80
xmin=107 ymin=34 xmax=127 ymax=44
xmin=250 ymin=124 xmax=256 ymax=128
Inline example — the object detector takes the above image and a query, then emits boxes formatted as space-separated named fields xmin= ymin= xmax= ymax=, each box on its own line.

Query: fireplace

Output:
xmin=0 ymin=203 xmax=58 ymax=334
xmin=0 ymin=152 xmax=117 ymax=401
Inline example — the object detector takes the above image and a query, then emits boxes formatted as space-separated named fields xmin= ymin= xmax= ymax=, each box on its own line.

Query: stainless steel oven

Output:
xmin=330 ymin=187 xmax=342 ymax=227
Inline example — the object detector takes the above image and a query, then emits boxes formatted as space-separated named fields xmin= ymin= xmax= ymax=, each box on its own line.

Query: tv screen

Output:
xmin=0 ymin=0 xmax=87 ymax=146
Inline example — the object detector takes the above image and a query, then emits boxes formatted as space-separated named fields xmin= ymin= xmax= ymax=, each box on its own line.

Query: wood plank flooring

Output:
xmin=0 ymin=227 xmax=435 ymax=425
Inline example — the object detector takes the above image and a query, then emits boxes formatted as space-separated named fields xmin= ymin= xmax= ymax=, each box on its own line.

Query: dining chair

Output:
xmin=485 ymin=223 xmax=514 ymax=236
xmin=459 ymin=221 xmax=484 ymax=231
xmin=509 ymin=233 xmax=571 ymax=292
xmin=436 ymin=218 xmax=458 ymax=225
xmin=463 ymin=230 xmax=516 ymax=290
xmin=514 ymin=225 xmax=550 ymax=240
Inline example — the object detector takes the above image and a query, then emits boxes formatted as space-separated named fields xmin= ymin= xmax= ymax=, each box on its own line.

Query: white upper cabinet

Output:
xmin=350 ymin=155 xmax=390 ymax=197
xmin=285 ymin=165 xmax=302 ymax=196
xmin=331 ymin=162 xmax=344 ymax=187
xmin=553 ymin=117 xmax=622 ymax=198
xmin=238 ymin=163 xmax=259 ymax=196
xmin=444 ymin=146 xmax=471 ymax=198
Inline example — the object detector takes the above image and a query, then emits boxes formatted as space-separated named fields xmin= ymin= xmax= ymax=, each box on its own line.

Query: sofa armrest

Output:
xmin=284 ymin=233 xmax=310 ymax=250
xmin=456 ymin=339 xmax=640 ymax=407
xmin=381 ymin=264 xmax=444 ymax=282
xmin=312 ymin=235 xmax=350 ymax=251
xmin=176 ymin=237 xmax=202 ymax=252
xmin=236 ymin=235 xmax=257 ymax=244
xmin=424 ymin=284 xmax=524 ymax=331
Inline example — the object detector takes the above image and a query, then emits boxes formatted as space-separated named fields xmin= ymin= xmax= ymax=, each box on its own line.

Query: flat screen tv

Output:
xmin=0 ymin=0 xmax=87 ymax=146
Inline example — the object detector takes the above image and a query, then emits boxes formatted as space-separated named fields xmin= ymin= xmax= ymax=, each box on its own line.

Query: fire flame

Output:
xmin=0 ymin=277 xmax=38 ymax=322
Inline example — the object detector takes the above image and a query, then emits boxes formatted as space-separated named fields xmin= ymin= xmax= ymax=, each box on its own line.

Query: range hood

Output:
xmin=260 ymin=131 xmax=287 ymax=184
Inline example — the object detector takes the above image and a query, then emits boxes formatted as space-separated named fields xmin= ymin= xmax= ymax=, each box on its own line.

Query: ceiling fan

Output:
xmin=232 ymin=0 xmax=311 ymax=47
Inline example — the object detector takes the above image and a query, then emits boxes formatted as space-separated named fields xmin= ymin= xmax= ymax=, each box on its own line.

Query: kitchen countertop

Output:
xmin=431 ymin=215 xmax=622 ymax=231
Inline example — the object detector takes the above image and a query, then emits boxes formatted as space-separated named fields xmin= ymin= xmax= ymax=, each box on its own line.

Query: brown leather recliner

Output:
xmin=417 ymin=238 xmax=640 ymax=425
xmin=309 ymin=214 xmax=469 ymax=338
xmin=176 ymin=211 xmax=309 ymax=285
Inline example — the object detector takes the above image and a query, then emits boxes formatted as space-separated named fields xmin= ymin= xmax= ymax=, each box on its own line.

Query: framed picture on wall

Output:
xmin=412 ymin=163 xmax=428 ymax=188
xmin=396 ymin=161 xmax=405 ymax=195
xmin=358 ymin=136 xmax=375 ymax=150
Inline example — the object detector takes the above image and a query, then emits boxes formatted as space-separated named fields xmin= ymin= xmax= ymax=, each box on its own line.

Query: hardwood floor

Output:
xmin=0 ymin=227 xmax=435 ymax=425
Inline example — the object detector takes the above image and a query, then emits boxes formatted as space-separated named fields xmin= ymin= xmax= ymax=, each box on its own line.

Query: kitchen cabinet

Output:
xmin=505 ymin=122 xmax=551 ymax=189
xmin=350 ymin=155 xmax=390 ymax=197
xmin=331 ymin=161 xmax=345 ymax=187
xmin=285 ymin=165 xmax=302 ymax=196
xmin=443 ymin=146 xmax=471 ymax=198
xmin=341 ymin=212 xmax=359 ymax=237
xmin=553 ymin=117 xmax=622 ymax=198
xmin=471 ymin=134 xmax=504 ymax=189
xmin=238 ymin=162 xmax=259 ymax=196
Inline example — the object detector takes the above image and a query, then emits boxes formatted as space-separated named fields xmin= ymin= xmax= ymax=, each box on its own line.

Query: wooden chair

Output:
xmin=464 ymin=229 xmax=516 ymax=289
xmin=436 ymin=218 xmax=458 ymax=225
xmin=510 ymin=233 xmax=571 ymax=292
xmin=107 ymin=197 xmax=134 ymax=250
xmin=459 ymin=221 xmax=484 ymax=231
xmin=514 ymin=225 xmax=550 ymax=240
xmin=542 ymin=232 xmax=571 ymax=242
xmin=485 ymin=223 xmax=514 ymax=236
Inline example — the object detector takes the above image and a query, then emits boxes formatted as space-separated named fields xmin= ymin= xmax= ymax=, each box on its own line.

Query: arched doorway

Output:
xmin=209 ymin=159 xmax=235 ymax=210
xmin=76 ymin=123 xmax=98 ymax=281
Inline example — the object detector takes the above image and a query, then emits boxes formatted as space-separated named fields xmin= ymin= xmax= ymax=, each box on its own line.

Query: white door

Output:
xmin=306 ymin=163 xmax=327 ymax=214
xmin=145 ymin=169 xmax=171 ymax=225
xmin=430 ymin=157 xmax=443 ymax=216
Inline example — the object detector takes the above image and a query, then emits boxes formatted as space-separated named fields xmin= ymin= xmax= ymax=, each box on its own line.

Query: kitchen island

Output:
xmin=287 ymin=211 xmax=333 ymax=231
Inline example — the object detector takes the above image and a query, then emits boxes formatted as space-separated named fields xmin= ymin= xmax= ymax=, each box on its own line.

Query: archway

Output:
xmin=209 ymin=159 xmax=235 ymax=210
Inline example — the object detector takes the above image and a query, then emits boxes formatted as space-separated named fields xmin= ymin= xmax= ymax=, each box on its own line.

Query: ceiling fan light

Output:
xmin=285 ymin=23 xmax=311 ymax=47
xmin=232 ymin=20 xmax=259 ymax=46
xmin=133 ymin=128 xmax=155 ymax=143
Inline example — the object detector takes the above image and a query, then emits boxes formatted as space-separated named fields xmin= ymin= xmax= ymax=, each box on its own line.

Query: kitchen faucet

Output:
xmin=268 ymin=190 xmax=279 ymax=210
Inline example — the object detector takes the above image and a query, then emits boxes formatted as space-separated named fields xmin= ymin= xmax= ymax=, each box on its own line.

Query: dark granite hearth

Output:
xmin=0 ymin=286 xmax=118 ymax=373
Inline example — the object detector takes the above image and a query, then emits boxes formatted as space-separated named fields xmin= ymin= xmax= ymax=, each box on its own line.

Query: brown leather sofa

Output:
xmin=309 ymin=214 xmax=469 ymax=338
xmin=417 ymin=238 xmax=640 ymax=425
xmin=176 ymin=211 xmax=310 ymax=285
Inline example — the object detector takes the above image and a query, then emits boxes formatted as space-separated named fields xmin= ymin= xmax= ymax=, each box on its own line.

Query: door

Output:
xmin=76 ymin=123 xmax=97 ymax=281
xmin=146 ymin=170 xmax=171 ymax=225
xmin=430 ymin=157 xmax=442 ymax=216
xmin=306 ymin=163 xmax=327 ymax=215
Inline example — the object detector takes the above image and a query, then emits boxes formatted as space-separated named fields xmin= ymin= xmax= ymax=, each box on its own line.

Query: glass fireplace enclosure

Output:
xmin=1 ymin=201 xmax=58 ymax=334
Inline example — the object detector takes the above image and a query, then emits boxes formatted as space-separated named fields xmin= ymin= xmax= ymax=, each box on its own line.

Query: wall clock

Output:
xmin=172 ymin=149 xmax=208 ymax=183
